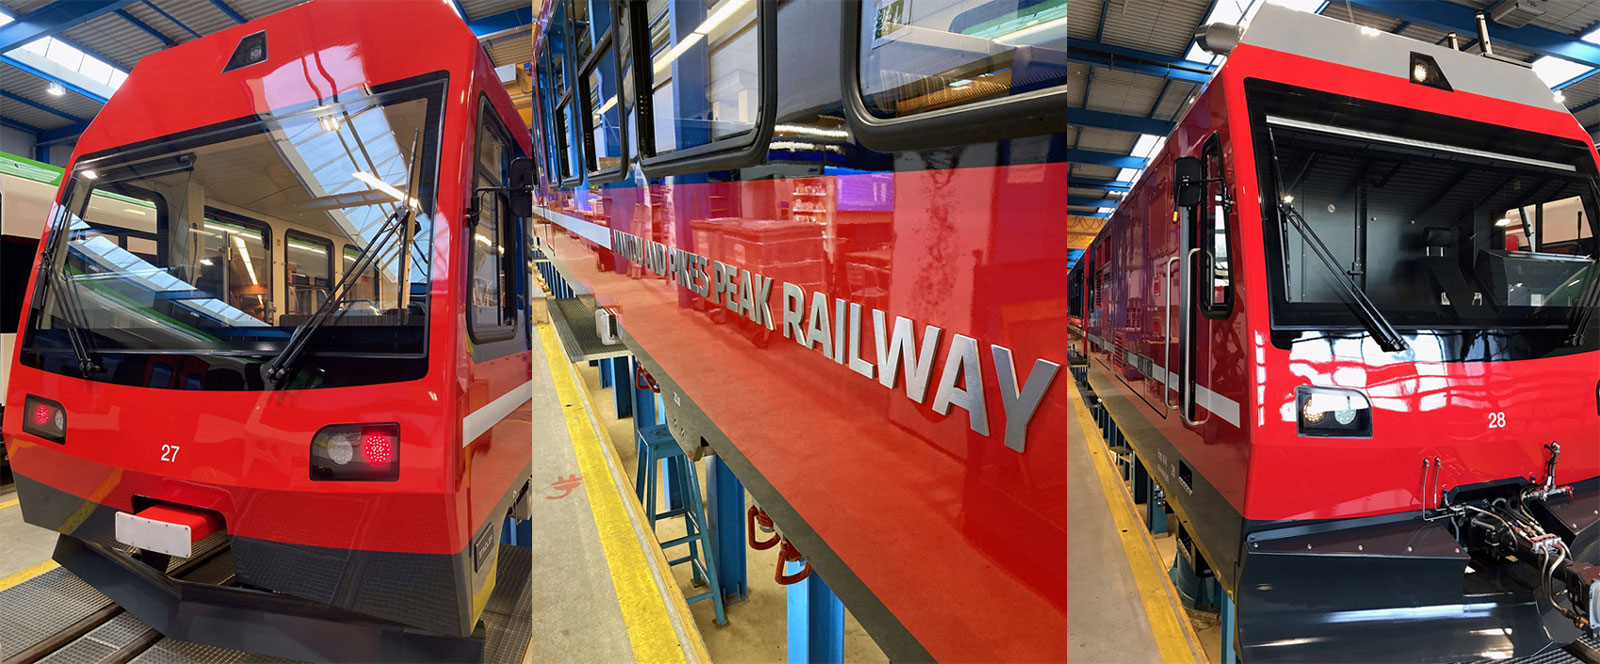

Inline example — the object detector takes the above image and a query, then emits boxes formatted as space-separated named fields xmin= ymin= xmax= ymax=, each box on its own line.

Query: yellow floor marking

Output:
xmin=567 ymin=353 xmax=714 ymax=664
xmin=0 ymin=559 xmax=58 ymax=592
xmin=1068 ymin=379 xmax=1208 ymax=664
xmin=0 ymin=498 xmax=19 ymax=510
xmin=537 ymin=324 xmax=691 ymax=664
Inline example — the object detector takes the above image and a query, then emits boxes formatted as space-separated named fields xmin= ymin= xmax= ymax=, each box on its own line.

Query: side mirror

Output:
xmin=1174 ymin=156 xmax=1204 ymax=208
xmin=508 ymin=157 xmax=535 ymax=218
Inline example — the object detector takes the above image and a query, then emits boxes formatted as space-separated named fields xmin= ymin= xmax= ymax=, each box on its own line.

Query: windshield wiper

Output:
xmin=1267 ymin=128 xmax=1409 ymax=353
xmin=264 ymin=133 xmax=420 ymax=387
xmin=36 ymin=224 xmax=102 ymax=376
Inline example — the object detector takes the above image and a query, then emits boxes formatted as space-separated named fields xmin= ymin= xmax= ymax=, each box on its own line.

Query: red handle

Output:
xmin=774 ymin=539 xmax=811 ymax=585
xmin=634 ymin=366 xmax=660 ymax=393
xmin=747 ymin=506 xmax=779 ymax=550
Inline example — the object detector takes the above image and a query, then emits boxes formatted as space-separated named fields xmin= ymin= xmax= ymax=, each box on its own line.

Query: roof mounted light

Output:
xmin=1195 ymin=22 xmax=1244 ymax=56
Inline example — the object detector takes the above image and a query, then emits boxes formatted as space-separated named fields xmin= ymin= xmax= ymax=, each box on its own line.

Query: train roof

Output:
xmin=70 ymin=0 xmax=506 ymax=168
xmin=1237 ymin=3 xmax=1568 ymax=114
xmin=0 ymin=151 xmax=63 ymax=186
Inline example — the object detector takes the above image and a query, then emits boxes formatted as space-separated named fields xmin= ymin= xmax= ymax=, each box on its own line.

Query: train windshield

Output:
xmin=1249 ymin=80 xmax=1599 ymax=332
xmin=23 ymin=77 xmax=444 ymax=373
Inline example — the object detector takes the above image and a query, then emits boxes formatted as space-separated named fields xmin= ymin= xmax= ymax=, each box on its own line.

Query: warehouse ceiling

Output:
xmin=1067 ymin=0 xmax=1600 ymax=219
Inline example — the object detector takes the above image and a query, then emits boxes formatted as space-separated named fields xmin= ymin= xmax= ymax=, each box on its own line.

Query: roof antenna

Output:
xmin=1446 ymin=32 xmax=1460 ymax=51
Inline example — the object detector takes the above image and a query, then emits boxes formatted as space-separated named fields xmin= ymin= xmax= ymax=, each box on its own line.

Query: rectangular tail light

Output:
xmin=22 ymin=395 xmax=67 ymax=444
xmin=310 ymin=423 xmax=400 ymax=481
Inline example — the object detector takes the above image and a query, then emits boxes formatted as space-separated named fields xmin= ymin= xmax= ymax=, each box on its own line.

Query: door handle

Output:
xmin=1163 ymin=256 xmax=1179 ymax=410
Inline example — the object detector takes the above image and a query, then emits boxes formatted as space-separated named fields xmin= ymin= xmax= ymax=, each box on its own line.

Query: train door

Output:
xmin=1177 ymin=135 xmax=1233 ymax=426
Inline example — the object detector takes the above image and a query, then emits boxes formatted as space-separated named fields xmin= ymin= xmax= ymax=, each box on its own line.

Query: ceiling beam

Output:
xmin=207 ymin=0 xmax=246 ymax=24
xmin=1069 ymin=195 xmax=1121 ymax=209
xmin=0 ymin=89 xmax=88 ymax=123
xmin=1070 ymin=107 xmax=1173 ymax=136
xmin=0 ymin=54 xmax=109 ymax=103
xmin=1345 ymin=0 xmax=1600 ymax=69
xmin=1574 ymin=96 xmax=1600 ymax=114
xmin=1068 ymin=37 xmax=1216 ymax=84
xmin=113 ymin=8 xmax=175 ymax=47
xmin=1067 ymin=148 xmax=1149 ymax=170
xmin=1 ymin=116 xmax=44 ymax=135
xmin=0 ymin=0 xmax=140 ymax=54
xmin=141 ymin=0 xmax=200 ymax=39
xmin=38 ymin=121 xmax=89 ymax=145
xmin=1070 ymin=176 xmax=1134 ymax=191
xmin=469 ymin=7 xmax=533 ymax=39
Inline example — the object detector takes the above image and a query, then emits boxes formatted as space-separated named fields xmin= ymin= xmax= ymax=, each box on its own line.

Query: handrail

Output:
xmin=1163 ymin=255 xmax=1179 ymax=410
xmin=1180 ymin=247 xmax=1210 ymax=427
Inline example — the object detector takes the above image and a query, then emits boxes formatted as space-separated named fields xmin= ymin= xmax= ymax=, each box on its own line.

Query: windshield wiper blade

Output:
xmin=264 ymin=133 xmax=420 ymax=387
xmin=1266 ymin=128 xmax=1408 ymax=353
xmin=37 ymin=228 xmax=102 ymax=376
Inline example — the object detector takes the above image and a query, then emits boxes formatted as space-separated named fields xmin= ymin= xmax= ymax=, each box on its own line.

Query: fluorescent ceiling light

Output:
xmin=994 ymin=16 xmax=1067 ymax=45
xmin=46 ymin=82 xmax=65 ymax=96
xmin=652 ymin=0 xmax=752 ymax=77
xmin=234 ymin=236 xmax=260 ymax=285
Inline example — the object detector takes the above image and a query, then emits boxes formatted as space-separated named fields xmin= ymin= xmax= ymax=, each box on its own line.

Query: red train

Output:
xmin=1 ymin=0 xmax=535 ymax=657
xmin=1076 ymin=5 xmax=1599 ymax=661
xmin=530 ymin=0 xmax=1068 ymax=660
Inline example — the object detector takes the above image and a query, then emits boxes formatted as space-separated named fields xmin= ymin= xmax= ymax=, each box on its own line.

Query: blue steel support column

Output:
xmin=610 ymin=356 xmax=632 ymax=419
xmin=1221 ymin=591 xmax=1238 ymax=664
xmin=787 ymin=566 xmax=844 ymax=664
xmin=705 ymin=456 xmax=747 ymax=602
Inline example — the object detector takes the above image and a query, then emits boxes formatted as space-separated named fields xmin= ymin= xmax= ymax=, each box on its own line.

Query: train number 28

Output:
xmin=160 ymin=444 xmax=181 ymax=462
xmin=1488 ymin=412 xmax=1507 ymax=429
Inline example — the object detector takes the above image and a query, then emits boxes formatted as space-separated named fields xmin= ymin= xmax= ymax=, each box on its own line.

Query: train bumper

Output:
xmin=12 ymin=471 xmax=499 ymax=639
xmin=1237 ymin=478 xmax=1600 ymax=663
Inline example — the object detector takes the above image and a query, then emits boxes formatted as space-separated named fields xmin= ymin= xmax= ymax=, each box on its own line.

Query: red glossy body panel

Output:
xmin=1083 ymin=40 xmax=1600 ymax=527
xmin=537 ymin=165 xmax=1070 ymax=662
xmin=2 ymin=0 xmax=532 ymax=559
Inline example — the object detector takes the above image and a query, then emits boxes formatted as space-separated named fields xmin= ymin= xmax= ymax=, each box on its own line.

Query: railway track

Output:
xmin=0 ymin=537 xmax=533 ymax=664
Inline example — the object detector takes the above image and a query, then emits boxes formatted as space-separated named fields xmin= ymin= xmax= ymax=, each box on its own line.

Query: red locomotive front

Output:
xmin=1 ymin=0 xmax=535 ymax=654
xmin=1080 ymin=4 xmax=1600 ymax=661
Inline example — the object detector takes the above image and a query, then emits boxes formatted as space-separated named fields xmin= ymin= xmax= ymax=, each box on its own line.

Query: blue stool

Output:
xmin=635 ymin=424 xmax=727 ymax=625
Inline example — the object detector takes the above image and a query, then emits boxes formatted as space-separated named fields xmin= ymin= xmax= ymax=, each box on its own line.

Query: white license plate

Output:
xmin=114 ymin=511 xmax=193 ymax=557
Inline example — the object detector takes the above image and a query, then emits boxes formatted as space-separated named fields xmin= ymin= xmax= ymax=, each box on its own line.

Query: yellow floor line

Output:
xmin=1068 ymin=378 xmax=1208 ymax=664
xmin=536 ymin=324 xmax=694 ymax=664
xmin=0 ymin=498 xmax=19 ymax=510
xmin=0 ymin=559 xmax=58 ymax=592
xmin=568 ymin=357 xmax=715 ymax=664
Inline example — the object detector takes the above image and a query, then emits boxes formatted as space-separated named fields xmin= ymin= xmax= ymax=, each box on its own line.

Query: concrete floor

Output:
xmin=0 ymin=484 xmax=57 ymax=582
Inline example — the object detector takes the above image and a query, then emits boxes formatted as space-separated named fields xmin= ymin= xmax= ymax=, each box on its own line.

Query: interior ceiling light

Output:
xmin=46 ymin=82 xmax=65 ymax=95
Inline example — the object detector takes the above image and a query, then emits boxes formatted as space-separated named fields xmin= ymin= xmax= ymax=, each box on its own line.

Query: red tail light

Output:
xmin=22 ymin=395 xmax=67 ymax=444
xmin=310 ymin=423 xmax=400 ymax=481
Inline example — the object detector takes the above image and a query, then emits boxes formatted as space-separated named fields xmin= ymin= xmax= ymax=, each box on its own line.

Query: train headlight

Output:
xmin=22 ymin=395 xmax=67 ymax=444
xmin=311 ymin=423 xmax=399 ymax=481
xmin=1296 ymin=386 xmax=1372 ymax=438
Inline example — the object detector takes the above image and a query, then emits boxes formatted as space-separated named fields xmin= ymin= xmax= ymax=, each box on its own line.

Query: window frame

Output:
xmin=576 ymin=0 xmax=631 ymax=184
xmin=631 ymin=0 xmax=777 ymax=177
xmin=838 ymin=0 xmax=1068 ymax=152
xmin=1196 ymin=134 xmax=1234 ymax=319
xmin=468 ymin=95 xmax=520 ymax=343
xmin=283 ymin=228 xmax=334 ymax=318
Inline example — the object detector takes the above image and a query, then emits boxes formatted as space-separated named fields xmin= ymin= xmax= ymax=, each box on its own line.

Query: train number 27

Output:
xmin=1488 ymin=412 xmax=1507 ymax=429
xmin=160 ymin=444 xmax=181 ymax=462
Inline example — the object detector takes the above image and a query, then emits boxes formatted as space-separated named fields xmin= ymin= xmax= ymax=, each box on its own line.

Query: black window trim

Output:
xmin=468 ymin=94 xmax=519 ymax=344
xmin=1197 ymin=132 xmax=1234 ymax=319
xmin=838 ymin=0 xmax=1068 ymax=152
xmin=577 ymin=5 xmax=630 ymax=184
xmin=633 ymin=0 xmax=777 ymax=177
xmin=201 ymin=206 xmax=276 ymax=310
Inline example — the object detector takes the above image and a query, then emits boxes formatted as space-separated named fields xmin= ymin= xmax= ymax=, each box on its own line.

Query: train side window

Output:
xmin=550 ymin=0 xmax=582 ymax=185
xmin=284 ymin=230 xmax=332 ymax=319
xmin=1199 ymin=135 xmax=1233 ymax=317
xmin=843 ymin=0 xmax=1067 ymax=151
xmin=636 ymin=0 xmax=775 ymax=176
xmin=580 ymin=0 xmax=628 ymax=182
xmin=198 ymin=211 xmax=273 ymax=322
xmin=470 ymin=99 xmax=519 ymax=341
xmin=342 ymin=246 xmax=379 ymax=306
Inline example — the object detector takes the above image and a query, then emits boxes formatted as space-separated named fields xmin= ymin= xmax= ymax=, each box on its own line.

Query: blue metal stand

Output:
xmin=787 ymin=566 xmax=844 ymax=664
xmin=500 ymin=517 xmax=532 ymax=548
xmin=607 ymin=356 xmax=632 ymax=419
xmin=706 ymin=456 xmax=747 ymax=602
xmin=636 ymin=425 xmax=726 ymax=625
